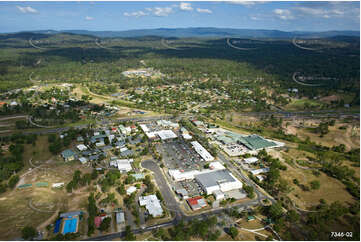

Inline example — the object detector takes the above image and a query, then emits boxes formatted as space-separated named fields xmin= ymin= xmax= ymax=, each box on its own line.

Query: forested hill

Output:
xmin=7 ymin=27 xmax=360 ymax=39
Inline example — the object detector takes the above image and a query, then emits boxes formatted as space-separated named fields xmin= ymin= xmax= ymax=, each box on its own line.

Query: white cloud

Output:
xmin=294 ymin=6 xmax=346 ymax=19
xmin=273 ymin=9 xmax=294 ymax=20
xmin=179 ymin=2 xmax=193 ymax=11
xmin=228 ymin=1 xmax=263 ymax=7
xmin=295 ymin=7 xmax=325 ymax=16
xmin=250 ymin=16 xmax=260 ymax=20
xmin=124 ymin=11 xmax=148 ymax=18
xmin=16 ymin=6 xmax=38 ymax=14
xmin=151 ymin=7 xmax=173 ymax=17
xmin=196 ymin=8 xmax=212 ymax=14
xmin=331 ymin=9 xmax=344 ymax=15
xmin=85 ymin=16 xmax=94 ymax=21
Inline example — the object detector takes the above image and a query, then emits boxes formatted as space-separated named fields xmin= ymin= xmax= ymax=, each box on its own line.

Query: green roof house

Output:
xmin=61 ymin=149 xmax=75 ymax=161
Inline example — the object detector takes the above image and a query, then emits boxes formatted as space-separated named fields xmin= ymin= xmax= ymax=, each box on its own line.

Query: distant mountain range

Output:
xmin=7 ymin=27 xmax=361 ymax=39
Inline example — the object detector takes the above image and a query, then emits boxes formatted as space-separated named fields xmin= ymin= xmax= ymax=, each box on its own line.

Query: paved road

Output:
xmin=135 ymin=186 xmax=146 ymax=226
xmin=217 ymin=152 xmax=275 ymax=204
xmin=141 ymin=159 xmax=183 ymax=221
xmin=86 ymin=159 xmax=270 ymax=241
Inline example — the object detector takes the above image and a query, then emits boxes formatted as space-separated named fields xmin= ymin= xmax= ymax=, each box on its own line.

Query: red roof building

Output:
xmin=186 ymin=196 xmax=207 ymax=211
xmin=94 ymin=216 xmax=102 ymax=228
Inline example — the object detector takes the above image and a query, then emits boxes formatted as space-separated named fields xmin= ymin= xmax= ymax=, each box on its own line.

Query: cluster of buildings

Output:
xmin=139 ymin=120 xmax=179 ymax=141
xmin=139 ymin=194 xmax=163 ymax=217
xmin=60 ymin=124 xmax=142 ymax=172
xmin=121 ymin=68 xmax=163 ymax=78
xmin=207 ymin=128 xmax=284 ymax=156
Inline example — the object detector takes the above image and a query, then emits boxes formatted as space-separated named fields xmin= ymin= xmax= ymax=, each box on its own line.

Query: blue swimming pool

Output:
xmin=62 ymin=218 xmax=78 ymax=234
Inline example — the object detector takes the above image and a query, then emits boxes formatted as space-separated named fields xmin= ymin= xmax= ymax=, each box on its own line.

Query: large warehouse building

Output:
xmin=191 ymin=141 xmax=214 ymax=161
xmin=195 ymin=169 xmax=243 ymax=194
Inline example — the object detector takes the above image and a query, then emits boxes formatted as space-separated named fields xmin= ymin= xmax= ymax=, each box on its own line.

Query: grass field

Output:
xmin=22 ymin=135 xmax=53 ymax=166
xmin=270 ymin=149 xmax=356 ymax=210
xmin=285 ymin=98 xmax=323 ymax=111
xmin=0 ymin=153 xmax=94 ymax=240
xmin=295 ymin=122 xmax=359 ymax=150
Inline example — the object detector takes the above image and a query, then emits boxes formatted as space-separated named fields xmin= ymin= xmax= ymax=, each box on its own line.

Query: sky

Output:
xmin=0 ymin=1 xmax=359 ymax=33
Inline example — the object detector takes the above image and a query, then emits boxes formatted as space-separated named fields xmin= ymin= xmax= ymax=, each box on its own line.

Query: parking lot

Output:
xmin=159 ymin=140 xmax=208 ymax=171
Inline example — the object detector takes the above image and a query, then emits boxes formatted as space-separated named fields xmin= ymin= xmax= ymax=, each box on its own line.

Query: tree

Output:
xmin=243 ymin=185 xmax=255 ymax=198
xmin=99 ymin=217 xmax=111 ymax=232
xmin=21 ymin=226 xmax=37 ymax=240
xmin=124 ymin=225 xmax=136 ymax=241
xmin=8 ymin=175 xmax=19 ymax=189
xmin=286 ymin=210 xmax=300 ymax=223
xmin=117 ymin=183 xmax=126 ymax=195
xmin=268 ymin=202 xmax=284 ymax=220
xmin=310 ymin=180 xmax=320 ymax=190
xmin=228 ymin=227 xmax=238 ymax=239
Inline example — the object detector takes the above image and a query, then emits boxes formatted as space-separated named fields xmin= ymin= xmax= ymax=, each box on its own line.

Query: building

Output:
xmin=60 ymin=211 xmax=82 ymax=218
xmin=139 ymin=124 xmax=150 ymax=133
xmin=156 ymin=130 xmax=177 ymax=140
xmin=186 ymin=196 xmax=207 ymax=210
xmin=213 ymin=190 xmax=225 ymax=200
xmin=195 ymin=169 xmax=243 ymax=194
xmin=243 ymin=157 xmax=258 ymax=164
xmin=52 ymin=183 xmax=64 ymax=188
xmin=168 ymin=161 xmax=225 ymax=182
xmin=110 ymin=159 xmax=134 ymax=172
xmin=250 ymin=168 xmax=270 ymax=176
xmin=61 ymin=149 xmax=75 ymax=161
xmin=79 ymin=157 xmax=88 ymax=164
xmin=139 ymin=194 xmax=163 ymax=217
xmin=115 ymin=209 xmax=125 ymax=224
xmin=126 ymin=186 xmax=137 ymax=195
xmin=182 ymin=133 xmax=192 ymax=140
xmin=76 ymin=144 xmax=88 ymax=151
xmin=237 ymin=135 xmax=281 ymax=151
xmin=191 ymin=141 xmax=214 ymax=161
xmin=131 ymin=173 xmax=145 ymax=181
xmin=175 ymin=188 xmax=189 ymax=199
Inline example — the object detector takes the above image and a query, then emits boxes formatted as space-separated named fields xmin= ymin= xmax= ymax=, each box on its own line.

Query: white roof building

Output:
xmin=250 ymin=168 xmax=270 ymax=175
xmin=139 ymin=194 xmax=163 ymax=217
xmin=256 ymin=175 xmax=265 ymax=181
xmin=77 ymin=144 xmax=88 ymax=151
xmin=110 ymin=159 xmax=134 ymax=172
xmin=157 ymin=120 xmax=179 ymax=129
xmin=140 ymin=124 xmax=150 ymax=133
xmin=195 ymin=169 xmax=243 ymax=194
xmin=191 ymin=141 xmax=214 ymax=161
xmin=213 ymin=190 xmax=225 ymax=200
xmin=52 ymin=183 xmax=64 ymax=188
xmin=168 ymin=161 xmax=225 ymax=181
xmin=126 ymin=186 xmax=137 ymax=195
xmin=96 ymin=141 xmax=105 ymax=147
xmin=182 ymin=133 xmax=192 ymax=140
xmin=157 ymin=130 xmax=177 ymax=140
xmin=79 ymin=157 xmax=88 ymax=164
xmin=244 ymin=157 xmax=258 ymax=164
